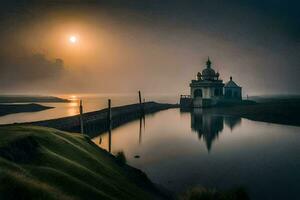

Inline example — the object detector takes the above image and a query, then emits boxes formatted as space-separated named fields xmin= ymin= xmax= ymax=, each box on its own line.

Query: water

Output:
xmin=92 ymin=108 xmax=300 ymax=200
xmin=0 ymin=94 xmax=178 ymax=124
xmin=1 ymin=94 xmax=299 ymax=199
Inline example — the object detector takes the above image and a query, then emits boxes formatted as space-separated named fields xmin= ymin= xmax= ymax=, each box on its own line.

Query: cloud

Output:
xmin=0 ymin=52 xmax=65 ymax=90
xmin=0 ymin=0 xmax=299 ymax=95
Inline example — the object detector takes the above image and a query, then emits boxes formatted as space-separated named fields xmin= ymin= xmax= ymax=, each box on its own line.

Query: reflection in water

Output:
xmin=67 ymin=101 xmax=79 ymax=116
xmin=98 ymin=136 xmax=102 ymax=145
xmin=108 ymin=129 xmax=112 ymax=153
xmin=98 ymin=128 xmax=112 ymax=152
xmin=224 ymin=116 xmax=242 ymax=130
xmin=92 ymin=109 xmax=300 ymax=200
xmin=95 ymin=108 xmax=243 ymax=153
xmin=139 ymin=117 xmax=142 ymax=144
xmin=139 ymin=116 xmax=145 ymax=144
xmin=190 ymin=108 xmax=224 ymax=151
xmin=188 ymin=108 xmax=241 ymax=151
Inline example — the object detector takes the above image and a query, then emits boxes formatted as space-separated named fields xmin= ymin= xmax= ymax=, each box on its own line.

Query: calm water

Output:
xmin=92 ymin=108 xmax=300 ymax=200
xmin=2 ymin=95 xmax=300 ymax=199
xmin=0 ymin=94 xmax=177 ymax=124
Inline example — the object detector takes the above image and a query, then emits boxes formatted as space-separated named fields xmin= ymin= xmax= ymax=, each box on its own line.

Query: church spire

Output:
xmin=206 ymin=57 xmax=211 ymax=68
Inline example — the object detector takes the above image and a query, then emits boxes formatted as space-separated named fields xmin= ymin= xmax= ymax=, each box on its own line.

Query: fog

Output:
xmin=0 ymin=0 xmax=299 ymax=96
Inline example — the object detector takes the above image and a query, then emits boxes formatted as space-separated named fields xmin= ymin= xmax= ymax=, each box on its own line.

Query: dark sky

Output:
xmin=0 ymin=0 xmax=299 ymax=95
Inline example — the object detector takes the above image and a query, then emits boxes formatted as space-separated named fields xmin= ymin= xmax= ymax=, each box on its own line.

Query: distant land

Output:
xmin=210 ymin=95 xmax=300 ymax=127
xmin=0 ymin=95 xmax=70 ymax=103
xmin=249 ymin=94 xmax=300 ymax=103
xmin=0 ymin=104 xmax=53 ymax=117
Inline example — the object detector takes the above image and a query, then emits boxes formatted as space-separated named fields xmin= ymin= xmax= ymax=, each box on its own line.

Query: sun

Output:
xmin=70 ymin=95 xmax=77 ymax=100
xmin=69 ymin=35 xmax=78 ymax=44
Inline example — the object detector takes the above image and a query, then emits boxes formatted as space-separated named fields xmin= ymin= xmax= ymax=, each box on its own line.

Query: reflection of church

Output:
xmin=191 ymin=109 xmax=224 ymax=151
xmin=224 ymin=116 xmax=241 ymax=131
xmin=180 ymin=58 xmax=242 ymax=108
xmin=190 ymin=108 xmax=241 ymax=151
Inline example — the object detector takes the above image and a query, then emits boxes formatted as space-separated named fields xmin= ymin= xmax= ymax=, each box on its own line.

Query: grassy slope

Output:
xmin=0 ymin=126 xmax=166 ymax=200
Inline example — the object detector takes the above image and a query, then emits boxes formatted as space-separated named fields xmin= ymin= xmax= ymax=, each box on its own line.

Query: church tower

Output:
xmin=190 ymin=58 xmax=224 ymax=107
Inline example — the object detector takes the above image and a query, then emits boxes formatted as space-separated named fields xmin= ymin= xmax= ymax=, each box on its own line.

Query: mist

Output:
xmin=0 ymin=0 xmax=299 ymax=96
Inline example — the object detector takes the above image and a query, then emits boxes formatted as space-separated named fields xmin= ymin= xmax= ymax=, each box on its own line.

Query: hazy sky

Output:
xmin=0 ymin=0 xmax=299 ymax=96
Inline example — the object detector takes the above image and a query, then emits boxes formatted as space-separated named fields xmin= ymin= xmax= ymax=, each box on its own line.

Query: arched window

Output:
xmin=194 ymin=89 xmax=202 ymax=98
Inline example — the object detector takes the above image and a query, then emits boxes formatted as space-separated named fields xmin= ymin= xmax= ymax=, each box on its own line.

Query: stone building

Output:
xmin=224 ymin=76 xmax=242 ymax=99
xmin=184 ymin=58 xmax=242 ymax=108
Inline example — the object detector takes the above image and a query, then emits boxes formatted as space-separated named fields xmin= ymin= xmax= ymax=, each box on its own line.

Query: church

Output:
xmin=181 ymin=58 xmax=242 ymax=108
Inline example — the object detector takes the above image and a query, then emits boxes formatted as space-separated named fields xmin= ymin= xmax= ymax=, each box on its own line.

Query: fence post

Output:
xmin=138 ymin=91 xmax=144 ymax=116
xmin=108 ymin=99 xmax=112 ymax=153
xmin=79 ymin=99 xmax=84 ymax=134
xmin=108 ymin=99 xmax=112 ymax=123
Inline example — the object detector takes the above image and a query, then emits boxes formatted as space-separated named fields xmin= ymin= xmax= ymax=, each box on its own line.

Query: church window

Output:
xmin=194 ymin=89 xmax=202 ymax=97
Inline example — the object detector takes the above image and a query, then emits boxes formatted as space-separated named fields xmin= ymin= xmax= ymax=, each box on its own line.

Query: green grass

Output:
xmin=0 ymin=126 xmax=165 ymax=200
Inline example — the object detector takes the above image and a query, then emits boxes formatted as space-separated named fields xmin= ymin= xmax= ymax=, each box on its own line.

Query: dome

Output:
xmin=197 ymin=57 xmax=220 ymax=81
xmin=202 ymin=68 xmax=216 ymax=76
xmin=201 ymin=57 xmax=217 ymax=78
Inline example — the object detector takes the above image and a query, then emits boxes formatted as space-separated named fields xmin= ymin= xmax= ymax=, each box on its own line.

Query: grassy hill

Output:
xmin=0 ymin=126 xmax=167 ymax=200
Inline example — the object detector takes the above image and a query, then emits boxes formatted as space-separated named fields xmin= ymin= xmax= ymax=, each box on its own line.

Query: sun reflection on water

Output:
xmin=67 ymin=100 xmax=79 ymax=116
xmin=69 ymin=95 xmax=78 ymax=101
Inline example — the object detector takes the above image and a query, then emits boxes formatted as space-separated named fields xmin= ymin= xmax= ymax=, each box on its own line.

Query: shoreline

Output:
xmin=0 ymin=103 xmax=54 ymax=117
xmin=207 ymin=100 xmax=300 ymax=127
xmin=0 ymin=95 xmax=70 ymax=103
xmin=3 ymin=102 xmax=178 ymax=138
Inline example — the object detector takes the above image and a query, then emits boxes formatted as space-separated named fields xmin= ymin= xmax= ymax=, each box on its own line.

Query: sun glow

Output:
xmin=70 ymin=95 xmax=78 ymax=100
xmin=69 ymin=35 xmax=78 ymax=44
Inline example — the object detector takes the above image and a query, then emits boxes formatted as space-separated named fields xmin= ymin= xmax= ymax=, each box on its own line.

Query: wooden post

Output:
xmin=138 ymin=91 xmax=144 ymax=116
xmin=138 ymin=91 xmax=142 ymax=104
xmin=139 ymin=113 xmax=146 ymax=145
xmin=107 ymin=99 xmax=112 ymax=123
xmin=107 ymin=99 xmax=112 ymax=153
xmin=79 ymin=100 xmax=84 ymax=134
